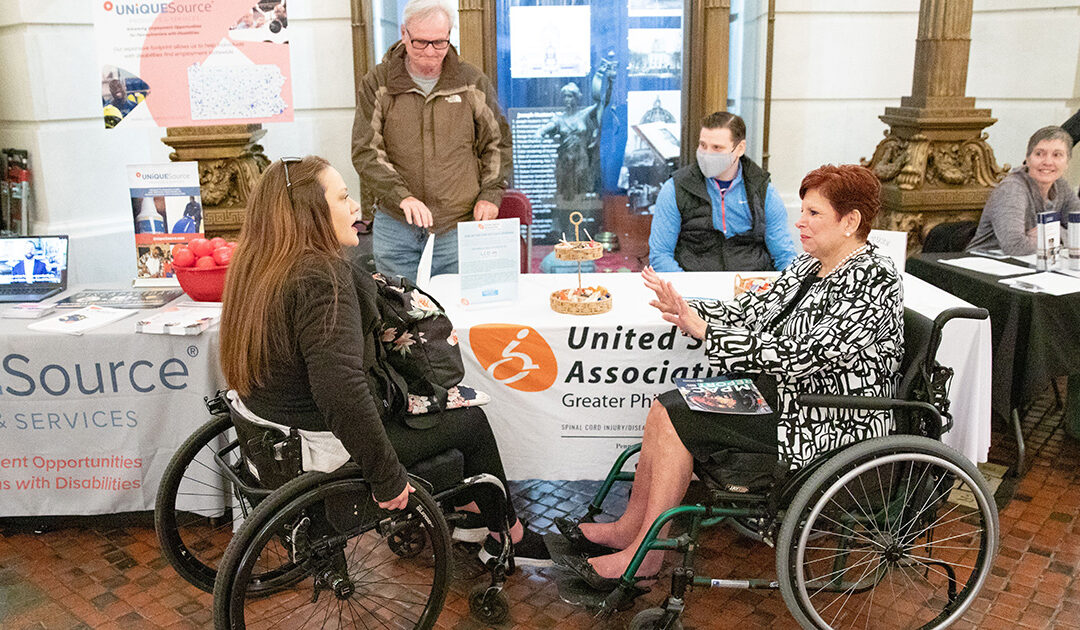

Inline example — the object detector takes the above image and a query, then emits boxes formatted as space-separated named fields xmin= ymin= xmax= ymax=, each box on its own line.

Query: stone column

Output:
xmin=862 ymin=0 xmax=1007 ymax=251
xmin=161 ymin=125 xmax=270 ymax=241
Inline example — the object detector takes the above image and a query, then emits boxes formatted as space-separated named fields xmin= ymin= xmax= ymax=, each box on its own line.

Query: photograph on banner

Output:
xmin=93 ymin=0 xmax=292 ymax=129
xmin=457 ymin=218 xmax=520 ymax=307
xmin=621 ymin=90 xmax=680 ymax=214
xmin=509 ymin=5 xmax=591 ymax=78
xmin=127 ymin=163 xmax=203 ymax=282
xmin=627 ymin=28 xmax=681 ymax=77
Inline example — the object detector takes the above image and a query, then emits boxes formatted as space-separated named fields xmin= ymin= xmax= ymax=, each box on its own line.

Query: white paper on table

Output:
xmin=456 ymin=218 xmax=519 ymax=307
xmin=940 ymin=257 xmax=1034 ymax=276
xmin=999 ymin=272 xmax=1080 ymax=296
xmin=27 ymin=306 xmax=134 ymax=335
xmin=415 ymin=232 xmax=435 ymax=290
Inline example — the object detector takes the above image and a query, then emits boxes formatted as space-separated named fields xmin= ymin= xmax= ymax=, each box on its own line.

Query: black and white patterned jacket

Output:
xmin=689 ymin=243 xmax=904 ymax=468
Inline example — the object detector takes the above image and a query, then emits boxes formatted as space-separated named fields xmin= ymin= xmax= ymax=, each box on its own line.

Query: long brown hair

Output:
xmin=220 ymin=156 xmax=345 ymax=396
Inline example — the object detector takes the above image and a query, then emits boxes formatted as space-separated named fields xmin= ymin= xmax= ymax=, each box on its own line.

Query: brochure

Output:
xmin=135 ymin=306 xmax=220 ymax=335
xmin=27 ymin=306 xmax=134 ymax=335
xmin=1036 ymin=210 xmax=1060 ymax=271
xmin=1 ymin=303 xmax=57 ymax=319
xmin=54 ymin=289 xmax=183 ymax=309
xmin=674 ymin=376 xmax=773 ymax=415
xmin=127 ymin=162 xmax=204 ymax=284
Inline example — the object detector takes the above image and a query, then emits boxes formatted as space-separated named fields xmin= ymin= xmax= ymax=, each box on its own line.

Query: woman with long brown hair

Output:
xmin=219 ymin=156 xmax=549 ymax=564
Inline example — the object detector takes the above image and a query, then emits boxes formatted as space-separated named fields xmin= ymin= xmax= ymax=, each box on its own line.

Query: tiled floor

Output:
xmin=2 ymin=391 xmax=1079 ymax=629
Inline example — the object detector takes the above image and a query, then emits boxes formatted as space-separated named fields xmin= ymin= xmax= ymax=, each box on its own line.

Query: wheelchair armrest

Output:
xmin=797 ymin=394 xmax=942 ymax=426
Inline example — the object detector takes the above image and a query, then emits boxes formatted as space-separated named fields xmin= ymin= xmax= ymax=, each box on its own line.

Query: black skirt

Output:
xmin=660 ymin=375 xmax=780 ymax=462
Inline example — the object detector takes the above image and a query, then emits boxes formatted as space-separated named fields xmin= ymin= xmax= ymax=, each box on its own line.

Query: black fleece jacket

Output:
xmin=242 ymin=257 xmax=408 ymax=501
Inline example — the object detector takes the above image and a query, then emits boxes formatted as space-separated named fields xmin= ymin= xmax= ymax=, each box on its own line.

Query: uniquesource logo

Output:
xmin=469 ymin=324 xmax=558 ymax=392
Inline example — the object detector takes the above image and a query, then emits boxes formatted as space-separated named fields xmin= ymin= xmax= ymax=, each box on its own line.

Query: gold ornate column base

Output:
xmin=862 ymin=106 xmax=1008 ymax=252
xmin=161 ymin=125 xmax=270 ymax=240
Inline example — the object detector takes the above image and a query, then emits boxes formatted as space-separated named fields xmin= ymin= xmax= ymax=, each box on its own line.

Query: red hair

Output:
xmin=799 ymin=165 xmax=881 ymax=240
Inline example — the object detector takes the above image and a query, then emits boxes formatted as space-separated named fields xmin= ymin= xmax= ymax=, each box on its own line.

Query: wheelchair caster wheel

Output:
xmin=387 ymin=522 xmax=426 ymax=558
xmin=629 ymin=607 xmax=684 ymax=630
xmin=469 ymin=584 xmax=510 ymax=624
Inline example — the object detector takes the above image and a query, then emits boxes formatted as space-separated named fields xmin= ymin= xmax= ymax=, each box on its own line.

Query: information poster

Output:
xmin=128 ymin=162 xmax=203 ymax=281
xmin=457 ymin=218 xmax=520 ymax=307
xmin=94 ymin=0 xmax=293 ymax=129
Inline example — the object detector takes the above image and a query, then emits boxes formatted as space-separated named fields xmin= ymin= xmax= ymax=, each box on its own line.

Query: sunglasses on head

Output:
xmin=281 ymin=156 xmax=301 ymax=208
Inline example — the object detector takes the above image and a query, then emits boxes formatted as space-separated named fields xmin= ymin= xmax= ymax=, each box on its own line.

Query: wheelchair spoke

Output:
xmin=815 ymin=509 xmax=886 ymax=549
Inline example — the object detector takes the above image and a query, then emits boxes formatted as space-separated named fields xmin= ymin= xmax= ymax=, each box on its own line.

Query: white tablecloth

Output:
xmin=0 ymin=287 xmax=223 ymax=516
xmin=427 ymin=271 xmax=991 ymax=479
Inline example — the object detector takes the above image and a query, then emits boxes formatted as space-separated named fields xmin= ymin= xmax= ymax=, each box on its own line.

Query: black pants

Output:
xmin=384 ymin=406 xmax=514 ymax=531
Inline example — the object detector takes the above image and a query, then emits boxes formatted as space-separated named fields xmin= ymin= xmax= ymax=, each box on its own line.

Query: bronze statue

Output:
xmin=539 ymin=52 xmax=617 ymax=201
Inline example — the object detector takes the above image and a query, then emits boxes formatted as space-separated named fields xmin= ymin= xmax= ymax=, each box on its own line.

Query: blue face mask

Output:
xmin=696 ymin=149 xmax=737 ymax=179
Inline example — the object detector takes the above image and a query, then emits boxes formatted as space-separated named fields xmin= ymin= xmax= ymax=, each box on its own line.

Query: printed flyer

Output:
xmin=93 ymin=0 xmax=293 ymax=129
xmin=127 ymin=162 xmax=203 ymax=281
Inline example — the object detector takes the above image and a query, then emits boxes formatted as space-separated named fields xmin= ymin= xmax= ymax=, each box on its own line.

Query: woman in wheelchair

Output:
xmin=218 ymin=156 xmax=550 ymax=566
xmin=557 ymin=164 xmax=905 ymax=588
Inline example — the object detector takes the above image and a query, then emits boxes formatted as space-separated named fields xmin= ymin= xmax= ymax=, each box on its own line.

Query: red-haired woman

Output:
xmin=219 ymin=156 xmax=550 ymax=567
xmin=556 ymin=164 xmax=904 ymax=589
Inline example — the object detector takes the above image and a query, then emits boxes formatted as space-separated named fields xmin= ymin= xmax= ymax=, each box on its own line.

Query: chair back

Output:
xmin=922 ymin=221 xmax=978 ymax=253
xmin=499 ymin=189 xmax=533 ymax=273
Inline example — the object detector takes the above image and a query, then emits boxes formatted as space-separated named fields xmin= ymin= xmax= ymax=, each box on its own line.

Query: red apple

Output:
xmin=209 ymin=237 xmax=227 ymax=250
xmin=195 ymin=255 xmax=217 ymax=269
xmin=172 ymin=246 xmax=196 ymax=268
xmin=190 ymin=238 xmax=214 ymax=258
xmin=212 ymin=246 xmax=232 ymax=266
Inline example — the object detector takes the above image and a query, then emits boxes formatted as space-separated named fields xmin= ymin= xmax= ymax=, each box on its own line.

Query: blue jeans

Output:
xmin=372 ymin=212 xmax=460 ymax=283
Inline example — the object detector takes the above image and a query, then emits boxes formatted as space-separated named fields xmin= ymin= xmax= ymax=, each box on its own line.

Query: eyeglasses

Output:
xmin=281 ymin=156 xmax=301 ymax=208
xmin=405 ymin=29 xmax=450 ymax=51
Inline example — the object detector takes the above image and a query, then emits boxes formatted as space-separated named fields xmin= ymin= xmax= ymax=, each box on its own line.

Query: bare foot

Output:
xmin=587 ymin=549 xmax=664 ymax=580
xmin=578 ymin=521 xmax=636 ymax=550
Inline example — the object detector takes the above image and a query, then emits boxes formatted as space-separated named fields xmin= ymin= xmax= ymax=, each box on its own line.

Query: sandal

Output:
xmin=554 ymin=516 xmax=618 ymax=557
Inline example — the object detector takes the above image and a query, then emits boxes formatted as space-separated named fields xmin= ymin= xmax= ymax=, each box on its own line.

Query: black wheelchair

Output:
xmin=558 ymin=307 xmax=999 ymax=630
xmin=154 ymin=395 xmax=516 ymax=629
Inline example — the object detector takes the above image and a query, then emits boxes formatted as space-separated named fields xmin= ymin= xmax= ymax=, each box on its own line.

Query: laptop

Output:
xmin=0 ymin=235 xmax=69 ymax=302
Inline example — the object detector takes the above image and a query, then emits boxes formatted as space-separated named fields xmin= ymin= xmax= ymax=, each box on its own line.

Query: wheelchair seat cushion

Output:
xmin=695 ymin=449 xmax=787 ymax=494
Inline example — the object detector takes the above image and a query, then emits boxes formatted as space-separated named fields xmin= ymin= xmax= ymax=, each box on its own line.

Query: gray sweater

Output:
xmin=967 ymin=168 xmax=1080 ymax=255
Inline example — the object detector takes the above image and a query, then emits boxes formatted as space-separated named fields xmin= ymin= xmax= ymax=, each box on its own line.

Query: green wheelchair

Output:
xmin=559 ymin=307 xmax=999 ymax=630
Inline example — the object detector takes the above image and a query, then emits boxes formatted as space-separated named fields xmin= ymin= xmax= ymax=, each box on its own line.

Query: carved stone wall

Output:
xmin=162 ymin=125 xmax=269 ymax=241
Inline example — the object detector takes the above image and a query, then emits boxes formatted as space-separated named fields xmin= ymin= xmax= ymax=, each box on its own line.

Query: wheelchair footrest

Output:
xmin=547 ymin=533 xmax=648 ymax=612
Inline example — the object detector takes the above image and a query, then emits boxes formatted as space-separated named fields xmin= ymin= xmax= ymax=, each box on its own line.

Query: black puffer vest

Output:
xmin=672 ymin=156 xmax=774 ymax=271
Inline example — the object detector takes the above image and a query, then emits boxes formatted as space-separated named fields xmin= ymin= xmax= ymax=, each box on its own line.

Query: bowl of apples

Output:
xmin=171 ymin=237 xmax=236 ymax=302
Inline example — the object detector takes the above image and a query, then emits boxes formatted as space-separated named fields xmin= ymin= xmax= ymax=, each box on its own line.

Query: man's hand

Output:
xmin=473 ymin=200 xmax=499 ymax=221
xmin=642 ymin=266 xmax=707 ymax=339
xmin=400 ymin=197 xmax=433 ymax=228
xmin=376 ymin=481 xmax=415 ymax=511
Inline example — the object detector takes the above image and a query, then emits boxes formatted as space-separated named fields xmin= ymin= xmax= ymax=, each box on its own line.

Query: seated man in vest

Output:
xmin=648 ymin=111 xmax=796 ymax=271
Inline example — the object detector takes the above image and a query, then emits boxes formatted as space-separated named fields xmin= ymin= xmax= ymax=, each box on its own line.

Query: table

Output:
xmin=907 ymin=253 xmax=1080 ymax=460
xmin=427 ymin=271 xmax=992 ymax=479
xmin=0 ymin=289 xmax=222 ymax=517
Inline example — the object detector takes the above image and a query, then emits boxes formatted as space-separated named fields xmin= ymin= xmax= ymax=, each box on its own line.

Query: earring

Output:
xmin=845 ymin=232 xmax=851 ymax=237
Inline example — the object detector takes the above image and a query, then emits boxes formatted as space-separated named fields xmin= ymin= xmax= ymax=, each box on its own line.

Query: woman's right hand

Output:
xmin=376 ymin=481 xmax=414 ymax=511
xmin=642 ymin=266 xmax=707 ymax=339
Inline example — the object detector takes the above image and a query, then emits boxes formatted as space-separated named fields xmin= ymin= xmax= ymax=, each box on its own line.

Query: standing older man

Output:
xmin=352 ymin=0 xmax=512 ymax=282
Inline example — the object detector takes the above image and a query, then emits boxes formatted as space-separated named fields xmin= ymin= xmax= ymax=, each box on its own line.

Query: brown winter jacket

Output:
xmin=351 ymin=43 xmax=512 ymax=234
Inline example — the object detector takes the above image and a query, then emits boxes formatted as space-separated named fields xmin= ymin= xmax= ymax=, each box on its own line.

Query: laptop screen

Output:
xmin=0 ymin=236 xmax=68 ymax=286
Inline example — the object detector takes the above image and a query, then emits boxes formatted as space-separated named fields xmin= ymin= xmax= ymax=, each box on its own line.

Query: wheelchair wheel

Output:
xmin=777 ymin=436 xmax=998 ymax=630
xmin=155 ymin=415 xmax=263 ymax=593
xmin=629 ymin=607 xmax=684 ymax=630
xmin=214 ymin=467 xmax=450 ymax=629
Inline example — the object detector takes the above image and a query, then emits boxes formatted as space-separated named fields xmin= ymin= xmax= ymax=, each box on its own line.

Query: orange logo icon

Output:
xmin=469 ymin=324 xmax=558 ymax=392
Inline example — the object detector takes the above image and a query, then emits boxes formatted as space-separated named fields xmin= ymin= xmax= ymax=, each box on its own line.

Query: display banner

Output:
xmin=128 ymin=162 xmax=202 ymax=281
xmin=0 ymin=319 xmax=221 ymax=516
xmin=93 ymin=0 xmax=293 ymax=129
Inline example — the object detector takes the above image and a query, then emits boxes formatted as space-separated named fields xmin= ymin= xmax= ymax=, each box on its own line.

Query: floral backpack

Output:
xmin=370 ymin=272 xmax=487 ymax=429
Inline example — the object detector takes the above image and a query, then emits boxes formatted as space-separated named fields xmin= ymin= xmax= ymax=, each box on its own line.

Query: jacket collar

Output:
xmin=383 ymin=41 xmax=465 ymax=96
